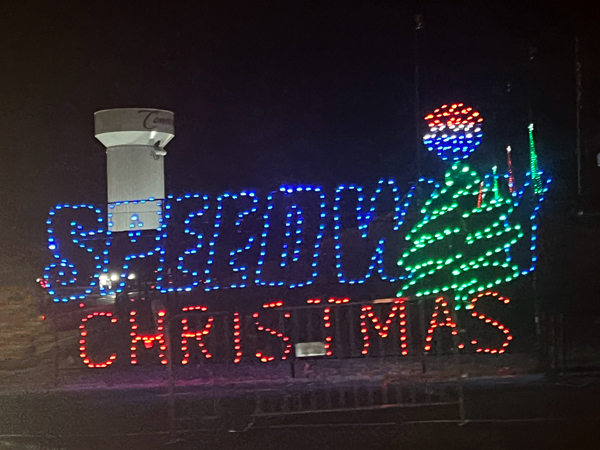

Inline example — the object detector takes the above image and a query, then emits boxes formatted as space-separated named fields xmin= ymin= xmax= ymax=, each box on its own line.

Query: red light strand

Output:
xmin=181 ymin=306 xmax=213 ymax=364
xmin=253 ymin=302 xmax=291 ymax=362
xmin=360 ymin=299 xmax=408 ymax=356
xmin=424 ymin=296 xmax=458 ymax=352
xmin=308 ymin=298 xmax=338 ymax=357
xmin=79 ymin=311 xmax=118 ymax=368
xmin=233 ymin=312 xmax=242 ymax=363
xmin=469 ymin=291 xmax=512 ymax=354
xmin=323 ymin=304 xmax=333 ymax=356
xmin=506 ymin=146 xmax=515 ymax=194
xmin=129 ymin=310 xmax=168 ymax=365
xmin=477 ymin=181 xmax=484 ymax=208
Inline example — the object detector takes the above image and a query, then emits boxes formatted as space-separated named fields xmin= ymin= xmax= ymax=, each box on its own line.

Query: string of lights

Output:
xmin=129 ymin=309 xmax=168 ymax=365
xmin=506 ymin=146 xmax=515 ymax=194
xmin=79 ymin=311 xmax=118 ymax=368
xmin=181 ymin=307 xmax=214 ymax=364
xmin=253 ymin=302 xmax=292 ymax=362
xmin=333 ymin=179 xmax=427 ymax=284
xmin=360 ymin=299 xmax=408 ymax=356
xmin=423 ymin=103 xmax=483 ymax=161
xmin=396 ymin=105 xmax=551 ymax=306
xmin=77 ymin=293 xmax=515 ymax=369
xmin=255 ymin=186 xmax=326 ymax=288
xmin=528 ymin=123 xmax=544 ymax=195
xmin=43 ymin=104 xmax=550 ymax=307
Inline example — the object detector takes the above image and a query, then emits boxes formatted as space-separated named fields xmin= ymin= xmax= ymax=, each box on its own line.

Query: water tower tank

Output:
xmin=94 ymin=108 xmax=175 ymax=232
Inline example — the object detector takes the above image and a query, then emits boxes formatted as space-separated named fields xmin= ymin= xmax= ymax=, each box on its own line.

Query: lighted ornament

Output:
xmin=397 ymin=104 xmax=551 ymax=305
xmin=423 ymin=103 xmax=483 ymax=161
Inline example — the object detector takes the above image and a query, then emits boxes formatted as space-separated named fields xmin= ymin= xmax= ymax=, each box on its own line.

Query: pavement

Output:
xmin=0 ymin=368 xmax=599 ymax=449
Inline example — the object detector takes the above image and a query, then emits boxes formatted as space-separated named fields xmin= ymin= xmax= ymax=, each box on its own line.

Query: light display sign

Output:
xmin=76 ymin=294 xmax=513 ymax=368
xmin=41 ymin=103 xmax=551 ymax=368
xmin=43 ymin=104 xmax=549 ymax=307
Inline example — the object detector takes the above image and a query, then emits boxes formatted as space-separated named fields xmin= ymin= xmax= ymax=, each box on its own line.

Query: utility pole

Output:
xmin=414 ymin=14 xmax=424 ymax=178
xmin=575 ymin=35 xmax=583 ymax=197
xmin=527 ymin=44 xmax=543 ymax=357
xmin=527 ymin=45 xmax=536 ymax=122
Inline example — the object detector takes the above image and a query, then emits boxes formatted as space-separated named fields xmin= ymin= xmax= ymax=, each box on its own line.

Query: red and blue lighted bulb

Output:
xmin=423 ymin=103 xmax=483 ymax=161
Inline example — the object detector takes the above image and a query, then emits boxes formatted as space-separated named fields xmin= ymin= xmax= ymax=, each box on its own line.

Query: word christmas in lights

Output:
xmin=77 ymin=292 xmax=512 ymax=369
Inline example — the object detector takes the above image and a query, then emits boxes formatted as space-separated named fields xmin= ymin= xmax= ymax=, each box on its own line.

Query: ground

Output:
xmin=0 ymin=367 xmax=600 ymax=449
xmin=1 ymin=288 xmax=600 ymax=448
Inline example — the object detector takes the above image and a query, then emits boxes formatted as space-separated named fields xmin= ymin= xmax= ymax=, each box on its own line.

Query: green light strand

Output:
xmin=397 ymin=162 xmax=525 ymax=305
xmin=492 ymin=165 xmax=499 ymax=200
xmin=528 ymin=123 xmax=543 ymax=195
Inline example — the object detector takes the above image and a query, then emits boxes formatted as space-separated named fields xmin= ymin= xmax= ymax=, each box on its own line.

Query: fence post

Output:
xmin=165 ymin=315 xmax=177 ymax=442
xmin=52 ymin=327 xmax=59 ymax=388
xmin=450 ymin=298 xmax=467 ymax=424
xmin=559 ymin=313 xmax=566 ymax=374
xmin=419 ymin=298 xmax=427 ymax=373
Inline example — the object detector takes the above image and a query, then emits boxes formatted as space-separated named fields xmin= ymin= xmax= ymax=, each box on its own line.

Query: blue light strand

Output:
xmin=42 ymin=172 xmax=550 ymax=302
xmin=44 ymin=204 xmax=105 ymax=302
xmin=255 ymin=185 xmax=326 ymax=288
xmin=157 ymin=194 xmax=210 ymax=293
xmin=280 ymin=204 xmax=303 ymax=266
xmin=204 ymin=191 xmax=259 ymax=291
xmin=333 ymin=178 xmax=437 ymax=284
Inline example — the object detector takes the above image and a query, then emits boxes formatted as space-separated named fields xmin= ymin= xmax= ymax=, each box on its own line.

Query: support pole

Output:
xmin=419 ymin=298 xmax=427 ymax=374
xmin=414 ymin=14 xmax=424 ymax=178
xmin=575 ymin=35 xmax=583 ymax=197
xmin=165 ymin=315 xmax=177 ymax=442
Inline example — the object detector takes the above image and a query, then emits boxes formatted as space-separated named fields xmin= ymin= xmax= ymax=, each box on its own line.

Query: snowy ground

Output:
xmin=0 ymin=351 xmax=537 ymax=395
xmin=0 ymin=371 xmax=599 ymax=449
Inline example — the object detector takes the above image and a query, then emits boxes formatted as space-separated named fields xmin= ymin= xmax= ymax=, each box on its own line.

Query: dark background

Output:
xmin=0 ymin=1 xmax=598 ymax=313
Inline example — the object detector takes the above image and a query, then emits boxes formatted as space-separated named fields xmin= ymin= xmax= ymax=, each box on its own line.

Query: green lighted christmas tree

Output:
xmin=397 ymin=103 xmax=549 ymax=304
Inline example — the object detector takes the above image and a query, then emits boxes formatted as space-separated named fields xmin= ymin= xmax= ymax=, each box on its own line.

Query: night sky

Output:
xmin=0 ymin=1 xmax=594 ymax=287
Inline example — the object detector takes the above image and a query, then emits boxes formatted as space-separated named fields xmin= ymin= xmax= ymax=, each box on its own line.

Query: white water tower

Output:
xmin=94 ymin=108 xmax=175 ymax=232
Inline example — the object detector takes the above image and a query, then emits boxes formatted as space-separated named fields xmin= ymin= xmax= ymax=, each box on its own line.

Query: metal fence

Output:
xmin=145 ymin=296 xmax=467 ymax=372
xmin=47 ymin=292 xmax=529 ymax=379
xmin=543 ymin=312 xmax=600 ymax=374
xmin=5 ymin=293 xmax=555 ymax=442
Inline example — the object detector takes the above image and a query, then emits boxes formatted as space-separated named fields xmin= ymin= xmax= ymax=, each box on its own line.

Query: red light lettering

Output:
xmin=79 ymin=311 xmax=118 ymax=368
